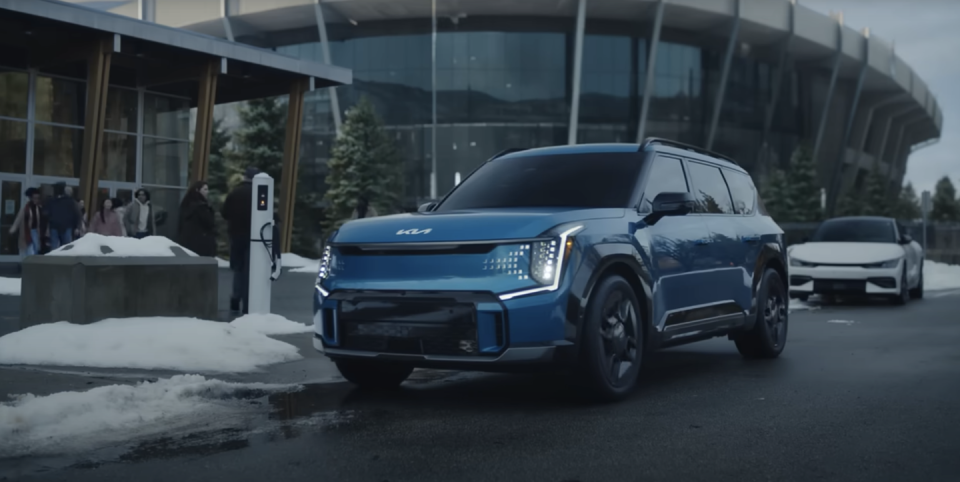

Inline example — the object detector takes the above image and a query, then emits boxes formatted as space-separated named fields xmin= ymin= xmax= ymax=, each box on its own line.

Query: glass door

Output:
xmin=0 ymin=178 xmax=24 ymax=256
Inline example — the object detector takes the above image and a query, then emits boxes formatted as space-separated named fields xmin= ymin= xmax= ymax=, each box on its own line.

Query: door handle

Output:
xmin=741 ymin=235 xmax=760 ymax=244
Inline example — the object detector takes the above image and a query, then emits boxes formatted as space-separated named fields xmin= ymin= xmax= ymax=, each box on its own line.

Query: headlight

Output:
xmin=865 ymin=258 xmax=901 ymax=269
xmin=500 ymin=225 xmax=583 ymax=300
xmin=317 ymin=245 xmax=332 ymax=279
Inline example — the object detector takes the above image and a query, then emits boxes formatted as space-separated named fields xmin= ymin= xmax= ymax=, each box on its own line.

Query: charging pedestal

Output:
xmin=248 ymin=172 xmax=277 ymax=315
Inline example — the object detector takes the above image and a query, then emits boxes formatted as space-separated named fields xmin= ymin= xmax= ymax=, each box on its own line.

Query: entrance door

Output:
xmin=0 ymin=178 xmax=24 ymax=256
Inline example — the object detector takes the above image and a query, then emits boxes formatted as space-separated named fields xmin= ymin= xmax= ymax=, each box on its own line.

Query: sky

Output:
xmin=802 ymin=0 xmax=960 ymax=195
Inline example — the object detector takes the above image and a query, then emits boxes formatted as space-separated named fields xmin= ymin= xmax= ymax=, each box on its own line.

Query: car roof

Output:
xmin=497 ymin=142 xmax=745 ymax=173
xmin=823 ymin=216 xmax=895 ymax=223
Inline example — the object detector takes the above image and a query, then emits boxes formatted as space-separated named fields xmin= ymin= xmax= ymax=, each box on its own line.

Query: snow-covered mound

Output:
xmin=0 ymin=277 xmax=20 ymax=296
xmin=924 ymin=259 xmax=960 ymax=291
xmin=0 ymin=316 xmax=310 ymax=372
xmin=47 ymin=233 xmax=198 ymax=257
xmin=0 ymin=375 xmax=298 ymax=458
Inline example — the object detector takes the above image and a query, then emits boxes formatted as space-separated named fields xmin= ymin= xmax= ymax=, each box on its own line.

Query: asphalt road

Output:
xmin=4 ymin=287 xmax=959 ymax=482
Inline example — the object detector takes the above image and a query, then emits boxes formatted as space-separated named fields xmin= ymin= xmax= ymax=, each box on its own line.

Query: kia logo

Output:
xmin=396 ymin=228 xmax=432 ymax=235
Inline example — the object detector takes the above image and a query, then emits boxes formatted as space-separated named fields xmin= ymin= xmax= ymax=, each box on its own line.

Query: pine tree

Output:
xmin=759 ymin=168 xmax=795 ymax=222
xmin=861 ymin=170 xmax=893 ymax=217
xmin=230 ymin=97 xmax=324 ymax=256
xmin=893 ymin=182 xmax=922 ymax=221
xmin=322 ymin=96 xmax=403 ymax=234
xmin=929 ymin=176 xmax=960 ymax=222
xmin=785 ymin=142 xmax=822 ymax=222
xmin=836 ymin=189 xmax=866 ymax=217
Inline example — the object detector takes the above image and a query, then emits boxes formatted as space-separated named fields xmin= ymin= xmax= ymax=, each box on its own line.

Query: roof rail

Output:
xmin=640 ymin=137 xmax=739 ymax=166
xmin=489 ymin=147 xmax=528 ymax=160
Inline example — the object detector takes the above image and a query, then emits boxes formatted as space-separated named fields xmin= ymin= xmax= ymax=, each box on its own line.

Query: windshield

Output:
xmin=435 ymin=152 xmax=643 ymax=211
xmin=810 ymin=219 xmax=896 ymax=243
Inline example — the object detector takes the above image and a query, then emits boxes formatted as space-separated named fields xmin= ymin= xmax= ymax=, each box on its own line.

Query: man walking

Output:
xmin=123 ymin=189 xmax=157 ymax=239
xmin=221 ymin=167 xmax=258 ymax=313
xmin=46 ymin=183 xmax=81 ymax=250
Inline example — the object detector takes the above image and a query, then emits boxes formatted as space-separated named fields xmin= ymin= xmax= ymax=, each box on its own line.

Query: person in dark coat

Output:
xmin=177 ymin=181 xmax=217 ymax=257
xmin=46 ymin=182 xmax=81 ymax=250
xmin=221 ymin=167 xmax=259 ymax=313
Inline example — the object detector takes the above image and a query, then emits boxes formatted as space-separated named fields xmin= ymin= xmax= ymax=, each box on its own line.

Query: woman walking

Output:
xmin=87 ymin=198 xmax=124 ymax=236
xmin=9 ymin=187 xmax=46 ymax=260
xmin=176 ymin=181 xmax=217 ymax=257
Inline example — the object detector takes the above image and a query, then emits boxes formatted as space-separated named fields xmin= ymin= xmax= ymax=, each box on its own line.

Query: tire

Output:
xmin=335 ymin=359 xmax=413 ymax=390
xmin=577 ymin=275 xmax=644 ymax=402
xmin=890 ymin=266 xmax=910 ymax=305
xmin=910 ymin=262 xmax=924 ymax=299
xmin=735 ymin=268 xmax=788 ymax=359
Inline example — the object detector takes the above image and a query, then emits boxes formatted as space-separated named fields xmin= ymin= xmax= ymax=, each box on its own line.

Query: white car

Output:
xmin=787 ymin=216 xmax=924 ymax=304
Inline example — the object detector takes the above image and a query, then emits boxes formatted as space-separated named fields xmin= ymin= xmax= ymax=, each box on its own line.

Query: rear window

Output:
xmin=435 ymin=152 xmax=644 ymax=211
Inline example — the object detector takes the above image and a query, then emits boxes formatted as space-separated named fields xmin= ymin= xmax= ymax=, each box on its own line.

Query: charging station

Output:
xmin=248 ymin=172 xmax=282 ymax=314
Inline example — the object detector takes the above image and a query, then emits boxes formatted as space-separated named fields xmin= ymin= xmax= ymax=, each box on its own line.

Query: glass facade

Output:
xmin=0 ymin=66 xmax=191 ymax=252
xmin=278 ymin=22 xmax=806 ymax=207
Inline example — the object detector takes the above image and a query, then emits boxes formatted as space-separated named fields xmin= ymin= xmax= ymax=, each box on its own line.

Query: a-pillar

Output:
xmin=189 ymin=59 xmax=221 ymax=183
xmin=79 ymin=35 xmax=116 ymax=214
xmin=278 ymin=78 xmax=310 ymax=254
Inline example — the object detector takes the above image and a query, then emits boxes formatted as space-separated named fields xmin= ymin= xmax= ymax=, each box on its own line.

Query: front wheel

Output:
xmin=577 ymin=275 xmax=644 ymax=402
xmin=735 ymin=268 xmax=788 ymax=359
xmin=910 ymin=262 xmax=924 ymax=299
xmin=890 ymin=266 xmax=910 ymax=305
xmin=336 ymin=359 xmax=413 ymax=390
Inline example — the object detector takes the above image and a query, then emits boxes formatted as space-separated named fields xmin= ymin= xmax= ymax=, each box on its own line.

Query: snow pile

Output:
xmin=229 ymin=313 xmax=313 ymax=335
xmin=0 ymin=317 xmax=303 ymax=372
xmin=924 ymin=259 xmax=960 ymax=291
xmin=47 ymin=233 xmax=198 ymax=257
xmin=0 ymin=277 xmax=20 ymax=296
xmin=217 ymin=257 xmax=230 ymax=268
xmin=789 ymin=298 xmax=818 ymax=312
xmin=282 ymin=253 xmax=317 ymax=269
xmin=0 ymin=375 xmax=297 ymax=458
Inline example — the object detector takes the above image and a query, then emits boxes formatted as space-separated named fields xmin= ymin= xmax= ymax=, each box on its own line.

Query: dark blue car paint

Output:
xmin=315 ymin=143 xmax=786 ymax=370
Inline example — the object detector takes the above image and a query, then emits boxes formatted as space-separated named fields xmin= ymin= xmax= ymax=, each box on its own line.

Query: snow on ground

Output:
xmin=924 ymin=259 xmax=960 ymax=291
xmin=217 ymin=257 xmax=230 ymax=268
xmin=789 ymin=298 xmax=818 ymax=312
xmin=0 ymin=316 xmax=307 ymax=372
xmin=0 ymin=375 xmax=298 ymax=458
xmin=47 ymin=233 xmax=198 ymax=257
xmin=282 ymin=253 xmax=318 ymax=269
xmin=229 ymin=313 xmax=313 ymax=335
xmin=0 ymin=277 xmax=20 ymax=296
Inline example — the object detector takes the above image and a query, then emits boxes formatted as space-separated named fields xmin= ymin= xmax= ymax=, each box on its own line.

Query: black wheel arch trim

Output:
xmin=748 ymin=242 xmax=789 ymax=330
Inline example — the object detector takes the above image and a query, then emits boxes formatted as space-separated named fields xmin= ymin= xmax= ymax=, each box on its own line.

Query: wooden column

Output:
xmin=278 ymin=78 xmax=309 ymax=254
xmin=189 ymin=59 xmax=219 ymax=183
xmin=78 ymin=37 xmax=113 ymax=214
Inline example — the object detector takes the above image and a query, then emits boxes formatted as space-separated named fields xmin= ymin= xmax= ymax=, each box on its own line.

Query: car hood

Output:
xmin=789 ymin=242 xmax=904 ymax=264
xmin=332 ymin=207 xmax=625 ymax=244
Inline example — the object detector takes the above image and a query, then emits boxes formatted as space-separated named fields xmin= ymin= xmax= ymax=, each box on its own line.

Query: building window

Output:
xmin=35 ymin=75 xmax=85 ymax=126
xmin=142 ymin=136 xmax=189 ymax=187
xmin=33 ymin=123 xmax=83 ymax=177
xmin=144 ymin=93 xmax=190 ymax=140
xmin=0 ymin=119 xmax=27 ymax=174
xmin=104 ymin=87 xmax=139 ymax=133
xmin=0 ymin=69 xmax=29 ymax=120
xmin=100 ymin=132 xmax=137 ymax=182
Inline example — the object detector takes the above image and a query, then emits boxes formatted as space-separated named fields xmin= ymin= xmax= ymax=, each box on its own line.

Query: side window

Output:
xmin=686 ymin=161 xmax=734 ymax=214
xmin=639 ymin=154 xmax=688 ymax=213
xmin=723 ymin=169 xmax=757 ymax=215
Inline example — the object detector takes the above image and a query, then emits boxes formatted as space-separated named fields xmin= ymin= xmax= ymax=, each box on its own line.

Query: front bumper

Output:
xmin=312 ymin=286 xmax=574 ymax=367
xmin=789 ymin=261 xmax=902 ymax=296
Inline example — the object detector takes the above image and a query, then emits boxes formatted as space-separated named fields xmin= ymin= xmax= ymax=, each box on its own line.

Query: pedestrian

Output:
xmin=46 ymin=182 xmax=81 ymax=250
xmin=123 ymin=188 xmax=157 ymax=239
xmin=221 ymin=167 xmax=258 ymax=313
xmin=350 ymin=195 xmax=379 ymax=220
xmin=177 ymin=181 xmax=217 ymax=257
xmin=112 ymin=197 xmax=128 ymax=237
xmin=76 ymin=199 xmax=88 ymax=238
xmin=9 ymin=187 xmax=47 ymax=260
xmin=87 ymin=198 xmax=124 ymax=236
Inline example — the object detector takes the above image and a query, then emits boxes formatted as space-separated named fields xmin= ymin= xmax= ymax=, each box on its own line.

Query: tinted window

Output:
xmin=811 ymin=219 xmax=896 ymax=243
xmin=686 ymin=161 xmax=734 ymax=214
xmin=435 ymin=152 xmax=643 ymax=211
xmin=723 ymin=170 xmax=757 ymax=215
xmin=639 ymin=155 xmax=688 ymax=213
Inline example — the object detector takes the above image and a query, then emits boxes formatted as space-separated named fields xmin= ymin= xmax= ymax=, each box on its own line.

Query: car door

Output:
xmin=633 ymin=154 xmax=715 ymax=331
xmin=684 ymin=160 xmax=752 ymax=318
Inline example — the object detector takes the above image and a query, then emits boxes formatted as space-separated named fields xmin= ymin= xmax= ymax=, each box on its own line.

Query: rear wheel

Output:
xmin=336 ymin=359 xmax=413 ymax=390
xmin=735 ymin=268 xmax=788 ymax=359
xmin=577 ymin=275 xmax=644 ymax=402
xmin=910 ymin=262 xmax=924 ymax=299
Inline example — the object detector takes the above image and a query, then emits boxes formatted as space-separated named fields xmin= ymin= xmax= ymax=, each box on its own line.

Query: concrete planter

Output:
xmin=20 ymin=244 xmax=218 ymax=329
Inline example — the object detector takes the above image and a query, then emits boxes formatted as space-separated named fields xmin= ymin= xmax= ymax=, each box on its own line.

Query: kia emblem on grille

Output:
xmin=397 ymin=228 xmax=432 ymax=235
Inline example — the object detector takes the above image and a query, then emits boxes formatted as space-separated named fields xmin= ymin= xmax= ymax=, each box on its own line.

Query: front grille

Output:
xmin=338 ymin=298 xmax=481 ymax=356
xmin=813 ymin=279 xmax=867 ymax=293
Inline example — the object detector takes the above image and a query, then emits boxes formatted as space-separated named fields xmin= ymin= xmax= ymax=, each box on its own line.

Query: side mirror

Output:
xmin=899 ymin=234 xmax=912 ymax=245
xmin=644 ymin=192 xmax=696 ymax=224
xmin=418 ymin=201 xmax=437 ymax=213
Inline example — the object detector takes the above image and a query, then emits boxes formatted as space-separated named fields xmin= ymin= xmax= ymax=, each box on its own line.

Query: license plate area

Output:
xmin=338 ymin=299 xmax=481 ymax=356
xmin=814 ymin=280 xmax=866 ymax=293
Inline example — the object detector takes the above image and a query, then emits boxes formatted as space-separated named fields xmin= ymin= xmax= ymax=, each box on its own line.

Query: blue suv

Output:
xmin=313 ymin=138 xmax=788 ymax=401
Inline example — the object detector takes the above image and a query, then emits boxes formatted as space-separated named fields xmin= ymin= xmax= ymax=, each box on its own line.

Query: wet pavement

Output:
xmin=3 ymin=291 xmax=960 ymax=482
